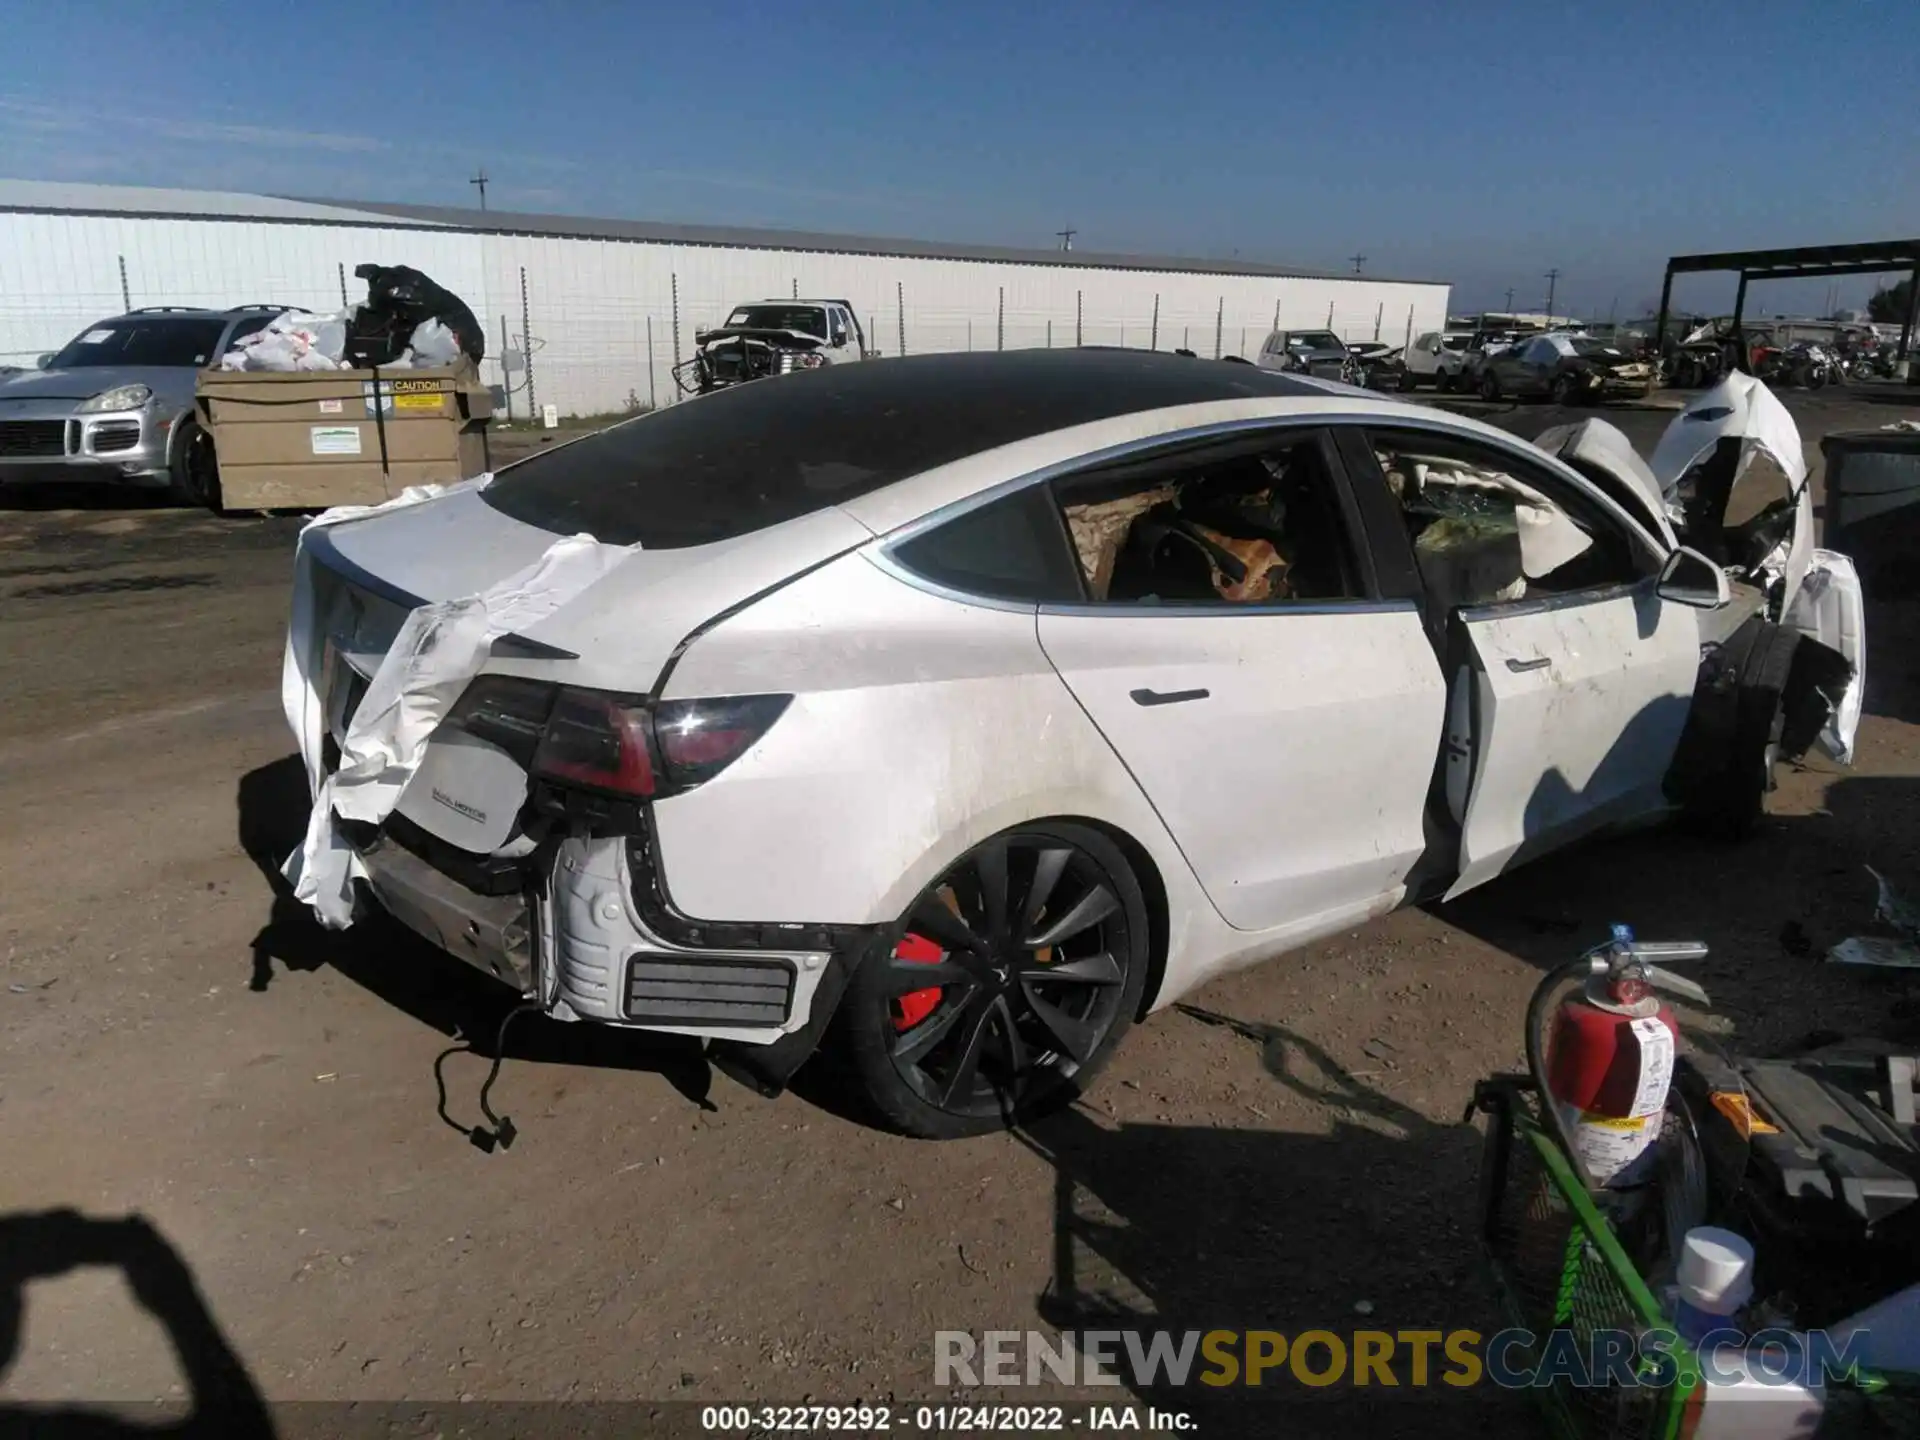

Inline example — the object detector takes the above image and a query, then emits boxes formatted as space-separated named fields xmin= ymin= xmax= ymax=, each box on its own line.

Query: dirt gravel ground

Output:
xmin=2 ymin=387 xmax=1918 ymax=1438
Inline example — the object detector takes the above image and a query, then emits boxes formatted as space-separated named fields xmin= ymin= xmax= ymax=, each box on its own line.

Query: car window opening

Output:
xmin=1371 ymin=435 xmax=1637 ymax=624
xmin=1060 ymin=438 xmax=1359 ymax=606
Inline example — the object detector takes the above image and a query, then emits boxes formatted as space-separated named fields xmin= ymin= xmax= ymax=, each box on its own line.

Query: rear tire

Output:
xmin=840 ymin=822 xmax=1150 ymax=1139
xmin=1551 ymin=373 xmax=1580 ymax=406
xmin=168 ymin=420 xmax=223 ymax=513
xmin=1396 ymin=368 xmax=1418 ymax=393
xmin=1478 ymin=372 xmax=1500 ymax=401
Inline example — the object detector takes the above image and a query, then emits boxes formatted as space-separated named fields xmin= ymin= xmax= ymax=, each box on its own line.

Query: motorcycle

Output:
xmin=1791 ymin=342 xmax=1834 ymax=390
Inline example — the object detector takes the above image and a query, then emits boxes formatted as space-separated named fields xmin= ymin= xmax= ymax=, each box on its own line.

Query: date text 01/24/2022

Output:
xmin=700 ymin=1403 xmax=1196 ymax=1432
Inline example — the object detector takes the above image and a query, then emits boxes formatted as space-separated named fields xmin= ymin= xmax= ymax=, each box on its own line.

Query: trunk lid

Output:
xmin=312 ymin=483 xmax=874 ymax=852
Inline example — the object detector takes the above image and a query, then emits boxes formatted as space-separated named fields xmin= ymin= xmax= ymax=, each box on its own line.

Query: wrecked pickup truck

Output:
xmin=673 ymin=299 xmax=872 ymax=395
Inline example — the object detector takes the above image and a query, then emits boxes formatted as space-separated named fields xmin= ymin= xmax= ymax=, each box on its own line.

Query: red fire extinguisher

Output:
xmin=1531 ymin=926 xmax=1711 ymax=1189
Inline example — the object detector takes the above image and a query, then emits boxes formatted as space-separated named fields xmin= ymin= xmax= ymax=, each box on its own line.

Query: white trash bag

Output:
xmin=220 ymin=310 xmax=350 ymax=372
xmin=405 ymin=318 xmax=462 ymax=368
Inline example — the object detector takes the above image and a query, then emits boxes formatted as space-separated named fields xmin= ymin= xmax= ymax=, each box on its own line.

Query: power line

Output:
xmin=470 ymin=170 xmax=490 ymax=211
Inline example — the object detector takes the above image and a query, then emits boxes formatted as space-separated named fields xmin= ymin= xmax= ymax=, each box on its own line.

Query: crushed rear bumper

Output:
xmin=351 ymin=822 xmax=835 ymax=1049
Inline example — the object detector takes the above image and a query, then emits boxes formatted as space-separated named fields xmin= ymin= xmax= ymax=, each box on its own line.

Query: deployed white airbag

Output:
xmin=281 ymin=482 xmax=629 ymax=928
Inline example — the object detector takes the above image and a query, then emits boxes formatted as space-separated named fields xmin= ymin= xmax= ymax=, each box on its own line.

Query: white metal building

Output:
xmin=0 ymin=179 xmax=1451 ymax=417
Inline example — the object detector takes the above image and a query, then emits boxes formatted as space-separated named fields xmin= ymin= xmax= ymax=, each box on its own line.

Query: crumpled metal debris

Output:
xmin=1829 ymin=938 xmax=1920 ymax=970
xmin=1826 ymin=865 xmax=1920 ymax=968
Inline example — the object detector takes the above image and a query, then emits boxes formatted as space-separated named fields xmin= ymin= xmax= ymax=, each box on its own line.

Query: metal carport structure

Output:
xmin=1654 ymin=239 xmax=1920 ymax=375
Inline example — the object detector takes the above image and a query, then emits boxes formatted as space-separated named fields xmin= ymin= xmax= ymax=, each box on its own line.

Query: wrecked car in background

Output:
xmin=283 ymin=350 xmax=1859 ymax=1140
xmin=674 ymin=299 xmax=871 ymax=395
xmin=1253 ymin=328 xmax=1356 ymax=382
xmin=1399 ymin=329 xmax=1475 ymax=392
xmin=1476 ymin=332 xmax=1651 ymax=403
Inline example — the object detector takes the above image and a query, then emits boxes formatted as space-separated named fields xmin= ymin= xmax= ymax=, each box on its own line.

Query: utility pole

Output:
xmin=470 ymin=170 xmax=490 ymax=210
xmin=1544 ymin=268 xmax=1561 ymax=324
xmin=1056 ymin=228 xmax=1076 ymax=252
xmin=1504 ymin=287 xmax=1515 ymax=315
xmin=1349 ymin=253 xmax=1367 ymax=275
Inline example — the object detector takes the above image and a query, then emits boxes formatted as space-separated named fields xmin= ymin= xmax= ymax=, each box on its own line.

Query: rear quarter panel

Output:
xmin=651 ymin=548 xmax=1217 ymax=979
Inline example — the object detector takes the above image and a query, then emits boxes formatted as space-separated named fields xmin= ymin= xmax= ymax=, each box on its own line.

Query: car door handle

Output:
xmin=1130 ymin=687 xmax=1210 ymax=707
xmin=1506 ymin=656 xmax=1552 ymax=673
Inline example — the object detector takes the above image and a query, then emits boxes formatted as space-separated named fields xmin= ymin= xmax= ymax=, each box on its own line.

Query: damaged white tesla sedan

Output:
xmin=282 ymin=350 xmax=1861 ymax=1136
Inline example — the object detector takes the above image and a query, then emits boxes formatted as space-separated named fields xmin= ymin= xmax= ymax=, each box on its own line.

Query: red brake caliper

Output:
xmin=891 ymin=933 xmax=945 ymax=1031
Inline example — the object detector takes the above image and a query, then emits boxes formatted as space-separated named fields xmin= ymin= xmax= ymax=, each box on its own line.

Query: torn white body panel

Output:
xmin=281 ymin=481 xmax=630 ymax=928
xmin=543 ymin=836 xmax=831 ymax=1043
xmin=1649 ymin=372 xmax=1808 ymax=495
xmin=1650 ymin=372 xmax=1817 ymax=604
xmin=1784 ymin=548 xmax=1866 ymax=764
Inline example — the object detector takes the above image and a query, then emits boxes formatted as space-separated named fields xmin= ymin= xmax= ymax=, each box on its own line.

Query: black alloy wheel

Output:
xmin=169 ymin=420 xmax=223 ymax=512
xmin=842 ymin=822 xmax=1149 ymax=1138
xmin=1478 ymin=371 xmax=1500 ymax=401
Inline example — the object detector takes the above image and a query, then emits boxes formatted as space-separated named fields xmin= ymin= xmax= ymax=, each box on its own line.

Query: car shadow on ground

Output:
xmin=1437 ymin=764 xmax=1920 ymax=1061
xmin=0 ymin=481 xmax=183 ymax=512
xmin=1019 ymin=1028 xmax=1533 ymax=1439
xmin=0 ymin=1209 xmax=275 ymax=1438
xmin=234 ymin=754 xmax=718 ymax=1128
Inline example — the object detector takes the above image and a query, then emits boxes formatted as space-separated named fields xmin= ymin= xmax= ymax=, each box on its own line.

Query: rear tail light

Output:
xmin=447 ymin=675 xmax=558 ymax=767
xmin=652 ymin=694 xmax=791 ymax=789
xmin=522 ymin=687 xmax=791 ymax=799
xmin=533 ymin=689 xmax=657 ymax=797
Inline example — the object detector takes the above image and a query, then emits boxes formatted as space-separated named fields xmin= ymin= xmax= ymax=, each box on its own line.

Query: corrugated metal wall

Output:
xmin=1 ymin=210 xmax=1450 ymax=417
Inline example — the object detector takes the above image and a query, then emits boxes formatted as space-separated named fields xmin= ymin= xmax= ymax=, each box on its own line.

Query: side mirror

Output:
xmin=831 ymin=331 xmax=847 ymax=348
xmin=35 ymin=353 xmax=53 ymax=369
xmin=1657 ymin=546 xmax=1731 ymax=609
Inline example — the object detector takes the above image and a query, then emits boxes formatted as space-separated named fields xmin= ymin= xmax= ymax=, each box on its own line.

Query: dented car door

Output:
xmin=1444 ymin=582 xmax=1700 ymax=895
xmin=1352 ymin=425 xmax=1703 ymax=898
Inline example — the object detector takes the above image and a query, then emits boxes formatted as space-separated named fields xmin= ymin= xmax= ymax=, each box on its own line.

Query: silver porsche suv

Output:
xmin=0 ymin=305 xmax=284 ymax=502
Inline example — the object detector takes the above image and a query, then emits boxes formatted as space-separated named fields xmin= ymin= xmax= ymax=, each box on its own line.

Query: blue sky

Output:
xmin=3 ymin=1 xmax=1915 ymax=315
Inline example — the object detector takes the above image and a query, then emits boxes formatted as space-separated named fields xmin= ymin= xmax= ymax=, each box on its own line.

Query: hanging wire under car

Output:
xmin=468 ymin=1000 xmax=545 ymax=1153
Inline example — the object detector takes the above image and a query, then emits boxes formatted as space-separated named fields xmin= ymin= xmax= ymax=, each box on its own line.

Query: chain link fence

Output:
xmin=2 ymin=251 xmax=1433 ymax=421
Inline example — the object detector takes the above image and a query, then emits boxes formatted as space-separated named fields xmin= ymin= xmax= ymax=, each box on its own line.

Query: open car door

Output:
xmin=1444 ymin=585 xmax=1700 ymax=896
xmin=1353 ymin=424 xmax=1705 ymax=900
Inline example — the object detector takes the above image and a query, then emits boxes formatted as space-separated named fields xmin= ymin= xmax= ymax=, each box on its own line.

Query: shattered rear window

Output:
xmin=478 ymin=350 xmax=1323 ymax=548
